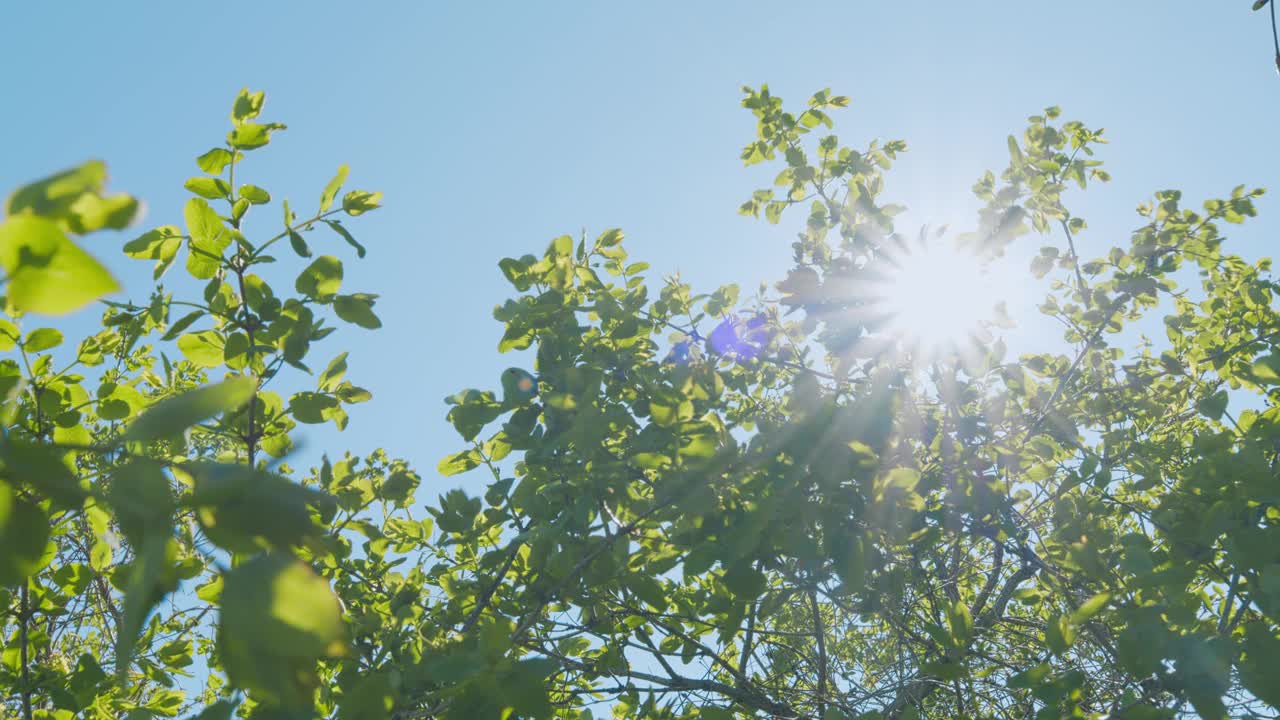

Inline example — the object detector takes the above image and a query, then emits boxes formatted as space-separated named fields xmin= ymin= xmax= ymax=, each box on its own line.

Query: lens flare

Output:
xmin=869 ymin=238 xmax=1017 ymax=358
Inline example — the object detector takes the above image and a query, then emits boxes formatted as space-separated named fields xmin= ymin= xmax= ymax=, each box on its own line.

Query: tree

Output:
xmin=427 ymin=87 xmax=1280 ymax=720
xmin=2 ymin=84 xmax=1280 ymax=720
xmin=0 ymin=88 xmax=386 ymax=719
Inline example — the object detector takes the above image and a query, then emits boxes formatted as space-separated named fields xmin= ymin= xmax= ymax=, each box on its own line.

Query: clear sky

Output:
xmin=3 ymin=2 xmax=1278 ymax=481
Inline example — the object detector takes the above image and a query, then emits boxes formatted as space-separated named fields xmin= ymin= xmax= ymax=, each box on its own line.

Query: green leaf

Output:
xmin=1006 ymin=662 xmax=1051 ymax=689
xmin=110 ymin=463 xmax=177 ymax=680
xmin=595 ymin=228 xmax=625 ymax=247
xmin=335 ymin=382 xmax=372 ymax=405
xmin=5 ymin=160 xmax=140 ymax=234
xmin=0 ymin=215 xmax=120 ymax=314
xmin=0 ymin=484 xmax=51 ymax=587
xmin=162 ymin=310 xmax=204 ymax=341
xmin=1197 ymin=390 xmax=1228 ymax=420
xmin=628 ymin=574 xmax=668 ymax=610
xmin=184 ymin=177 xmax=231 ymax=200
xmin=836 ymin=535 xmax=867 ymax=592
xmin=1254 ymin=0 xmax=1272 ymax=10
xmin=98 ymin=398 xmax=131 ymax=421
xmin=446 ymin=390 xmax=504 ymax=440
xmin=1007 ymin=135 xmax=1024 ymax=164
xmin=323 ymin=219 xmax=366 ymax=258
xmin=319 ymin=353 xmax=348 ymax=392
xmin=341 ymin=190 xmax=382 ymax=216
xmin=239 ymin=184 xmax=271 ymax=205
xmin=124 ymin=226 xmax=183 ymax=280
xmin=339 ymin=672 xmax=394 ymax=720
xmin=1 ymin=440 xmax=87 ymax=508
xmin=438 ymin=449 xmax=481 ymax=476
xmin=948 ymin=601 xmax=973 ymax=646
xmin=188 ymin=462 xmax=331 ymax=552
xmin=7 ymin=160 xmax=103 ymax=214
xmin=502 ymin=658 xmax=558 ymax=718
xmin=24 ymin=327 xmax=63 ymax=352
xmin=115 ymin=537 xmax=172 ymax=681
xmin=288 ymin=229 xmax=311 ymax=258
xmin=177 ymin=331 xmax=226 ymax=368
xmin=231 ymin=87 xmax=265 ymax=123
xmin=289 ymin=391 xmax=340 ymax=424
xmin=320 ymin=165 xmax=349 ymax=213
xmin=126 ymin=376 xmax=256 ymax=442
xmin=196 ymin=148 xmax=236 ymax=174
xmin=1250 ymin=353 xmax=1280 ymax=384
xmin=883 ymin=468 xmax=921 ymax=490
xmin=333 ymin=294 xmax=382 ymax=329
xmin=721 ymin=562 xmax=766 ymax=599
xmin=295 ymin=255 xmax=343 ymax=298
xmin=191 ymin=576 xmax=223 ymax=608
xmin=0 ymin=319 xmax=16 ymax=351
xmin=1069 ymin=592 xmax=1110 ymax=625
xmin=184 ymin=198 xmax=231 ymax=280
xmin=1045 ymin=614 xmax=1075 ymax=655
xmin=500 ymin=257 xmax=531 ymax=290
xmin=218 ymin=553 xmax=348 ymax=708
xmin=228 ymin=122 xmax=285 ymax=150
xmin=1240 ymin=621 xmax=1280 ymax=707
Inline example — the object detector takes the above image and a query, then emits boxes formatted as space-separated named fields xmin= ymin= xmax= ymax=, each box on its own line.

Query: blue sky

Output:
xmin=3 ymin=2 xmax=1278 ymax=480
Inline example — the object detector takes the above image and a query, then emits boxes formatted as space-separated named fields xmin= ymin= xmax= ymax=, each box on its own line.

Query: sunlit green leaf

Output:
xmin=295 ymin=255 xmax=343 ymax=298
xmin=320 ymin=165 xmax=349 ymax=213
xmin=184 ymin=198 xmax=230 ymax=279
xmin=184 ymin=177 xmax=231 ymax=200
xmin=218 ymin=553 xmax=348 ymax=707
xmin=239 ymin=184 xmax=271 ymax=205
xmin=177 ymin=330 xmax=226 ymax=368
xmin=0 ymin=215 xmax=120 ymax=314
xmin=0 ymin=485 xmax=51 ymax=587
xmin=5 ymin=160 xmax=140 ymax=234
xmin=126 ymin=376 xmax=256 ymax=442
xmin=196 ymin=148 xmax=236 ymax=175
xmin=341 ymin=190 xmax=381 ymax=216
xmin=333 ymin=293 xmax=381 ymax=329
xmin=24 ymin=327 xmax=63 ymax=352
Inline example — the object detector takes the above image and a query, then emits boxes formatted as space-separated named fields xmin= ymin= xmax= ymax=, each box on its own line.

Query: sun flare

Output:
xmin=870 ymin=239 xmax=1017 ymax=357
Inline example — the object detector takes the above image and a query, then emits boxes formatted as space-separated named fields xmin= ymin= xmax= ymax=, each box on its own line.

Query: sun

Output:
xmin=869 ymin=237 xmax=1017 ymax=358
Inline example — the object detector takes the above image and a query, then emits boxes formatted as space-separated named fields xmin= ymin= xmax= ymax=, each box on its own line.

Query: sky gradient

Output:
xmin=4 ymin=2 xmax=1277 ymax=480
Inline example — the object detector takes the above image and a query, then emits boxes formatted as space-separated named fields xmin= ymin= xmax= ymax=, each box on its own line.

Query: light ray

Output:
xmin=867 ymin=235 xmax=1019 ymax=364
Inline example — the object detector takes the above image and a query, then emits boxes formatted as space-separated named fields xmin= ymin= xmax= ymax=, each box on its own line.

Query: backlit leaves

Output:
xmin=184 ymin=198 xmax=230 ymax=279
xmin=125 ymin=376 xmax=256 ymax=442
xmin=5 ymin=159 xmax=141 ymax=234
xmin=320 ymin=165 xmax=349 ymax=213
xmin=295 ymin=255 xmax=343 ymax=299
xmin=4 ymin=81 xmax=1280 ymax=720
xmin=196 ymin=148 xmax=236 ymax=174
xmin=333 ymin=293 xmax=381 ymax=328
xmin=0 ymin=215 xmax=120 ymax=314
xmin=124 ymin=225 xmax=183 ymax=279
xmin=0 ymin=484 xmax=51 ymax=586
xmin=0 ymin=85 xmax=389 ymax=718
xmin=341 ymin=190 xmax=381 ymax=216
xmin=218 ymin=554 xmax=348 ymax=708
xmin=177 ymin=330 xmax=225 ymax=368
xmin=228 ymin=122 xmax=286 ymax=150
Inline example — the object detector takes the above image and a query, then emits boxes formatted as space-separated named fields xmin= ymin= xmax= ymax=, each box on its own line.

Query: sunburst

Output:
xmin=867 ymin=235 xmax=1019 ymax=363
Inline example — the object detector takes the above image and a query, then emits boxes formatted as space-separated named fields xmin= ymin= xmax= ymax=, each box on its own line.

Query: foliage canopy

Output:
xmin=2 ymin=85 xmax=1280 ymax=720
